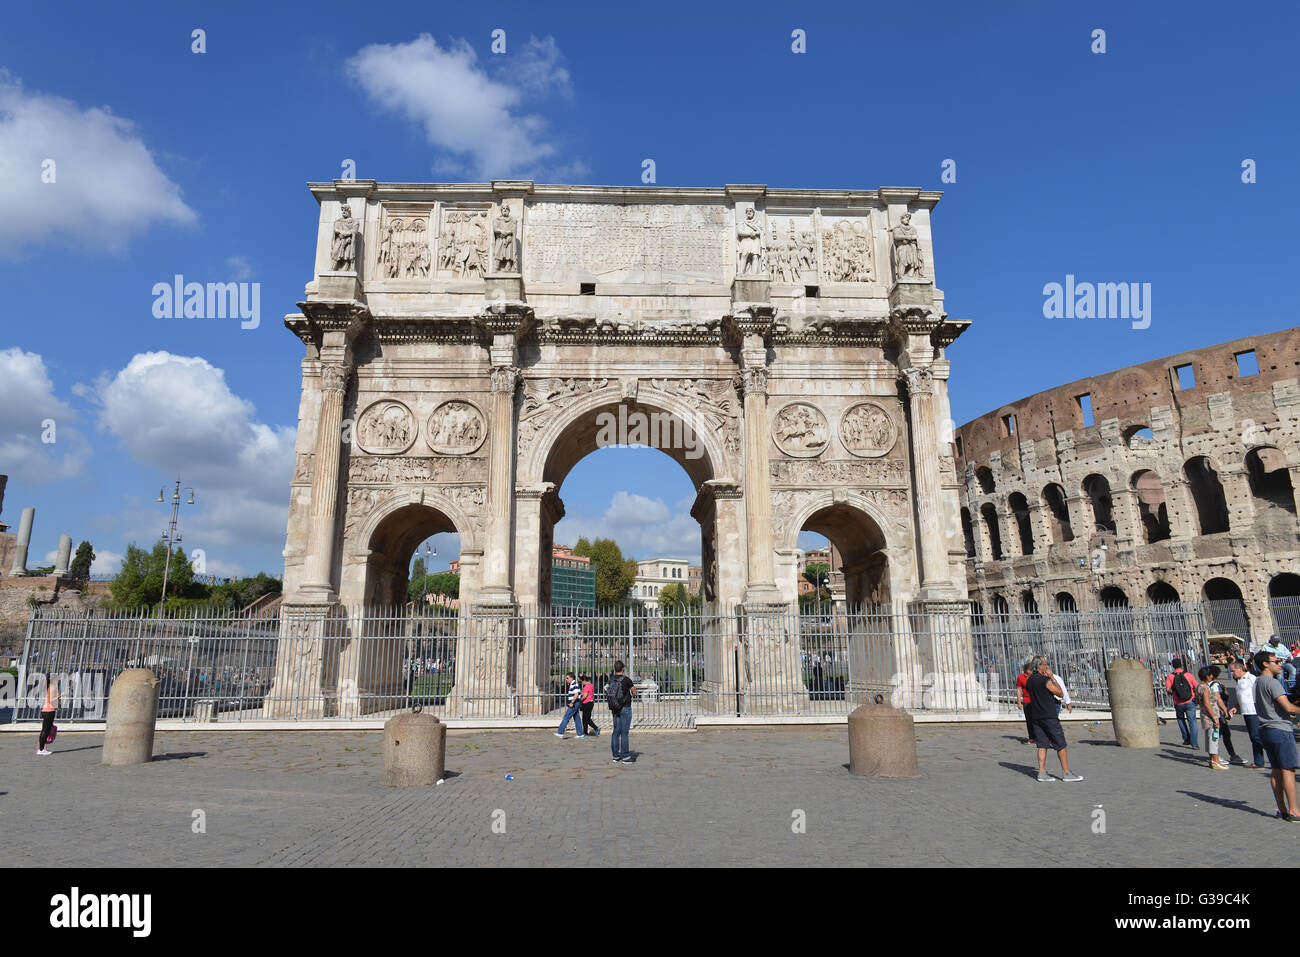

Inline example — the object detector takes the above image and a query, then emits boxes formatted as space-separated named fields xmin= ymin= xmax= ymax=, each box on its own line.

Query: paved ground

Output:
xmin=2 ymin=716 xmax=1296 ymax=867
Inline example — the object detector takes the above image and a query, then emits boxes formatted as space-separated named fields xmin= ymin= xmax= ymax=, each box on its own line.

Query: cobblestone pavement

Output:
xmin=2 ymin=717 xmax=1296 ymax=867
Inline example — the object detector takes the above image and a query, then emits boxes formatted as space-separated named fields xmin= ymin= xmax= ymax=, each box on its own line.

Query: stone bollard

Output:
xmin=103 ymin=669 xmax=160 ymax=766
xmin=848 ymin=697 xmax=919 ymax=778
xmin=382 ymin=708 xmax=445 ymax=787
xmin=1106 ymin=658 xmax=1160 ymax=748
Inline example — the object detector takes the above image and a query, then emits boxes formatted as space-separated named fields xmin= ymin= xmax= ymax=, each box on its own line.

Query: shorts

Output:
xmin=1030 ymin=716 xmax=1067 ymax=751
xmin=1260 ymin=726 xmax=1298 ymax=770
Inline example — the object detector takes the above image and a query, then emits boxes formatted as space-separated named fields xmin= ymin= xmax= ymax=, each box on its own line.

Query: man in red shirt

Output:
xmin=1016 ymin=659 xmax=1035 ymax=744
xmin=1165 ymin=657 xmax=1200 ymax=747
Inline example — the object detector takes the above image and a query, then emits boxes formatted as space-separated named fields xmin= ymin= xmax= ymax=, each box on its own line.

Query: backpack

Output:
xmin=1171 ymin=670 xmax=1192 ymax=701
xmin=606 ymin=675 xmax=630 ymax=714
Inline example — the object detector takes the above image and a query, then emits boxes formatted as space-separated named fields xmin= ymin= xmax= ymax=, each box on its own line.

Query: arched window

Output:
xmin=975 ymin=467 xmax=996 ymax=495
xmin=1099 ymin=586 xmax=1129 ymax=607
xmin=1246 ymin=447 xmax=1296 ymax=513
xmin=1203 ymin=577 xmax=1249 ymax=641
xmin=1082 ymin=474 xmax=1116 ymax=533
xmin=1147 ymin=581 xmax=1179 ymax=604
xmin=1131 ymin=470 xmax=1171 ymax=543
xmin=960 ymin=507 xmax=976 ymax=558
xmin=1270 ymin=573 xmax=1300 ymax=598
xmin=1042 ymin=483 xmax=1074 ymax=543
xmin=1008 ymin=492 xmax=1034 ymax=555
xmin=1021 ymin=589 xmax=1039 ymax=615
xmin=1184 ymin=456 xmax=1230 ymax=534
xmin=1055 ymin=592 xmax=1077 ymax=613
xmin=980 ymin=503 xmax=1003 ymax=560
xmin=991 ymin=594 xmax=1010 ymax=620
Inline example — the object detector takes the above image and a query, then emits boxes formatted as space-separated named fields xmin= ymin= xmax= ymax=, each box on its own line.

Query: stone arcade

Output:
xmin=266 ymin=181 xmax=975 ymax=717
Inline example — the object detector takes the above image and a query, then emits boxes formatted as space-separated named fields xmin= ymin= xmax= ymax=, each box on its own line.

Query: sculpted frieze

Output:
xmin=349 ymin=455 xmax=486 ymax=485
xmin=770 ymin=458 xmax=906 ymax=486
xmin=378 ymin=213 xmax=431 ymax=279
xmin=427 ymin=400 xmax=486 ymax=455
xmin=355 ymin=400 xmax=416 ymax=455
xmin=438 ymin=206 xmax=490 ymax=278
xmin=516 ymin=377 xmax=611 ymax=457
xmin=292 ymin=452 xmax=314 ymax=485
xmin=645 ymin=378 xmax=742 ymax=456
xmin=820 ymin=218 xmax=874 ymax=283
xmin=840 ymin=401 xmax=897 ymax=458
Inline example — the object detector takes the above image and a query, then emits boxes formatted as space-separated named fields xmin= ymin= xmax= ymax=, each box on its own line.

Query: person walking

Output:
xmin=579 ymin=674 xmax=599 ymax=736
xmin=1206 ymin=665 xmax=1240 ymax=764
xmin=1252 ymin=649 xmax=1300 ymax=821
xmin=553 ymin=672 xmax=587 ymax=739
xmin=1016 ymin=658 xmax=1035 ymax=744
xmin=1025 ymin=656 xmax=1083 ymax=783
xmin=606 ymin=660 xmax=638 ymax=764
xmin=1196 ymin=666 xmax=1229 ymax=771
xmin=1166 ymin=658 xmax=1199 ymax=747
xmin=1229 ymin=657 xmax=1266 ymax=768
xmin=37 ymin=674 xmax=61 ymax=756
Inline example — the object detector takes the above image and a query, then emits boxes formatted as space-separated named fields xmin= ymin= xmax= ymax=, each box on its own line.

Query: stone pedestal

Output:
xmin=102 ymin=669 xmax=159 ymax=766
xmin=452 ymin=602 xmax=518 ymax=717
xmin=312 ymin=272 xmax=363 ymax=302
xmin=741 ymin=602 xmax=809 ymax=714
xmin=1106 ymin=658 xmax=1159 ymax=747
xmin=847 ymin=701 xmax=918 ymax=777
xmin=911 ymin=599 xmax=982 ymax=711
xmin=263 ymin=603 xmax=343 ymax=718
xmin=383 ymin=710 xmax=446 ymax=786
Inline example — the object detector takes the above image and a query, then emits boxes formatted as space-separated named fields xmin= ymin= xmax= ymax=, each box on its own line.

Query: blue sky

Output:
xmin=1 ymin=0 xmax=1295 ymax=579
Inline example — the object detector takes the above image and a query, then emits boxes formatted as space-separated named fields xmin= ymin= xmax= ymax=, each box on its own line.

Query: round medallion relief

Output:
xmin=839 ymin=401 xmax=897 ymax=458
xmin=427 ymin=400 xmax=486 ymax=455
xmin=355 ymin=400 xmax=416 ymax=455
xmin=772 ymin=402 xmax=830 ymax=458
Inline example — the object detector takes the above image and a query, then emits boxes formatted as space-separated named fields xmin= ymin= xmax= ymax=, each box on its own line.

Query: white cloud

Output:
xmin=0 ymin=347 xmax=90 ymax=482
xmin=0 ymin=72 xmax=196 ymax=257
xmin=226 ymin=255 xmax=253 ymax=281
xmin=92 ymin=352 xmax=295 ymax=552
xmin=90 ymin=548 xmax=124 ymax=576
xmin=347 ymin=34 xmax=578 ymax=179
xmin=557 ymin=491 xmax=701 ymax=563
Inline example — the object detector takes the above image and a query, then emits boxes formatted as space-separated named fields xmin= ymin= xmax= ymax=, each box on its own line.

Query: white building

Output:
xmin=629 ymin=557 xmax=691 ymax=607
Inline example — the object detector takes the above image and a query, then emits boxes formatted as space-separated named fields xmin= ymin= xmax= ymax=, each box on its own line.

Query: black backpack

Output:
xmin=606 ymin=675 xmax=630 ymax=714
xmin=1171 ymin=670 xmax=1193 ymax=701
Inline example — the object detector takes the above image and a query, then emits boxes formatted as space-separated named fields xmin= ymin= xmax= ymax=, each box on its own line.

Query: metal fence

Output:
xmin=11 ymin=598 xmax=1274 ymax=727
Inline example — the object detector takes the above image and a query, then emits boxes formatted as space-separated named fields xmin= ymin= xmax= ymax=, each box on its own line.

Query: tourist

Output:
xmin=1228 ymin=658 xmax=1265 ymax=768
xmin=37 ymin=673 xmax=61 ymax=756
xmin=1025 ymin=656 xmax=1083 ymax=782
xmin=1206 ymin=665 xmax=1241 ymax=764
xmin=553 ymin=672 xmax=587 ymax=739
xmin=1196 ymin=666 xmax=1228 ymax=771
xmin=1016 ymin=658 xmax=1035 ymax=744
xmin=1053 ymin=669 xmax=1073 ymax=715
xmin=1165 ymin=658 xmax=1199 ymax=747
xmin=579 ymin=674 xmax=599 ymax=736
xmin=1252 ymin=650 xmax=1300 ymax=821
xmin=1262 ymin=636 xmax=1296 ymax=690
xmin=607 ymin=660 xmax=638 ymax=764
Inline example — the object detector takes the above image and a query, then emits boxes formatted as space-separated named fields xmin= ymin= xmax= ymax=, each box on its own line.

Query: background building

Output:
xmin=955 ymin=328 xmax=1300 ymax=645
xmin=630 ymin=557 xmax=690 ymax=607
xmin=551 ymin=544 xmax=595 ymax=610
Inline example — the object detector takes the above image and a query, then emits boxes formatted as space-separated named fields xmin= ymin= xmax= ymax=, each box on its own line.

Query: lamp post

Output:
xmin=157 ymin=479 xmax=195 ymax=609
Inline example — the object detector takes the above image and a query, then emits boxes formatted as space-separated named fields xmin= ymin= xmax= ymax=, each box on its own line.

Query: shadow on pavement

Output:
xmin=1177 ymin=789 xmax=1276 ymax=819
xmin=998 ymin=761 xmax=1040 ymax=779
xmin=51 ymin=745 xmax=102 ymax=754
xmin=153 ymin=752 xmax=206 ymax=762
xmin=1076 ymin=739 xmax=1120 ymax=747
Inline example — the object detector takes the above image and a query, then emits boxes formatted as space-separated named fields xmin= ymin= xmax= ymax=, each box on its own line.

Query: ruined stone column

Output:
xmin=8 ymin=507 xmax=33 ymax=577
xmin=299 ymin=355 xmax=351 ymax=603
xmin=53 ymin=534 xmax=72 ymax=578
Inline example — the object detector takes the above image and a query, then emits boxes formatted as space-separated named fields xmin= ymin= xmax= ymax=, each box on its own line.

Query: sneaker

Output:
xmin=1062 ymin=771 xmax=1084 ymax=782
xmin=36 ymin=749 xmax=51 ymax=756
xmin=575 ymin=735 xmax=588 ymax=739
xmin=553 ymin=732 xmax=565 ymax=738
xmin=1036 ymin=771 xmax=1054 ymax=782
xmin=619 ymin=756 xmax=635 ymax=764
xmin=1245 ymin=763 xmax=1263 ymax=769
xmin=611 ymin=757 xmax=622 ymax=764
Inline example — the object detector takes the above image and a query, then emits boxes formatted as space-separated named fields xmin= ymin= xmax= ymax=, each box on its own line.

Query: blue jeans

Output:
xmin=1243 ymin=714 xmax=1267 ymax=766
xmin=611 ymin=707 xmax=632 ymax=760
xmin=557 ymin=702 xmax=584 ymax=735
xmin=1175 ymin=701 xmax=1198 ymax=747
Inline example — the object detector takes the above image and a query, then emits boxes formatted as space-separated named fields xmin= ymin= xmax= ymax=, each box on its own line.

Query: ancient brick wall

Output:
xmin=954 ymin=327 xmax=1300 ymax=639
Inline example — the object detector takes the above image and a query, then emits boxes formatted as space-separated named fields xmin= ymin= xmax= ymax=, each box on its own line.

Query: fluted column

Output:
xmin=298 ymin=356 xmax=350 ymax=603
xmin=739 ymin=334 xmax=781 ymax=604
xmin=900 ymin=362 xmax=956 ymax=598
xmin=479 ymin=337 xmax=518 ymax=604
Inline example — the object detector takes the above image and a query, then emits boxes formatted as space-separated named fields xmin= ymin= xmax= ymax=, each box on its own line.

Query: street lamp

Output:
xmin=157 ymin=478 xmax=195 ymax=609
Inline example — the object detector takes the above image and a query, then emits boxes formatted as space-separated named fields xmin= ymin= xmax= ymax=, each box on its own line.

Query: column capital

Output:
xmin=898 ymin=365 xmax=935 ymax=398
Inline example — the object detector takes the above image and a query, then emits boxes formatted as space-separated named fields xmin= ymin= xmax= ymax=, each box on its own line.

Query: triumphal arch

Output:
xmin=266 ymin=180 xmax=974 ymax=718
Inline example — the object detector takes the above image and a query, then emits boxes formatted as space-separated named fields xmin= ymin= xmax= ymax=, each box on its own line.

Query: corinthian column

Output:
xmin=298 ymin=353 xmax=351 ymax=603
xmin=739 ymin=336 xmax=782 ymax=605
xmin=479 ymin=338 xmax=519 ymax=604
xmin=900 ymin=360 xmax=957 ymax=599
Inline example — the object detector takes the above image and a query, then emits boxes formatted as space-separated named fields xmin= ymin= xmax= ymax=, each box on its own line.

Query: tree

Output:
xmin=69 ymin=541 xmax=94 ymax=580
xmin=802 ymin=562 xmax=830 ymax=588
xmin=411 ymin=556 xmax=427 ymax=580
xmin=110 ymin=542 xmax=194 ymax=607
xmin=579 ymin=538 xmax=637 ymax=607
xmin=408 ymin=571 xmax=460 ymax=604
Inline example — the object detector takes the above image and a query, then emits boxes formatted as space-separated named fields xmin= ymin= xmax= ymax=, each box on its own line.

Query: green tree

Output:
xmin=110 ymin=542 xmax=194 ymax=608
xmin=69 ymin=541 xmax=94 ymax=580
xmin=411 ymin=556 xmax=427 ymax=580
xmin=578 ymin=538 xmax=637 ymax=607
xmin=408 ymin=571 xmax=460 ymax=604
xmin=802 ymin=562 xmax=830 ymax=589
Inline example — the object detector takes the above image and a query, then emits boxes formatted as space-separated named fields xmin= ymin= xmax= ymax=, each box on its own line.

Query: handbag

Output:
xmin=47 ymin=724 xmax=58 ymax=743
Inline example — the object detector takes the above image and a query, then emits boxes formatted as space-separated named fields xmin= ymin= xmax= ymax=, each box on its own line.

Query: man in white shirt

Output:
xmin=1053 ymin=671 xmax=1073 ymax=714
xmin=1229 ymin=657 xmax=1265 ymax=768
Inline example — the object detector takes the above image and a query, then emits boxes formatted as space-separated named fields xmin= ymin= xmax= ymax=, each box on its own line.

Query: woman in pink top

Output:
xmin=579 ymin=675 xmax=599 ymax=737
xmin=38 ymin=674 xmax=61 ymax=756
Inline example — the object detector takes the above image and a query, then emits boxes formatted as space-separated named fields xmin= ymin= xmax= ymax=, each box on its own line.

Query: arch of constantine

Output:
xmin=265 ymin=180 xmax=975 ymax=718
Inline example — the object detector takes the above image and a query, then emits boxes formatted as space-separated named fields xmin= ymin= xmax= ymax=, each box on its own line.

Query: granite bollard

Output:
xmin=1106 ymin=658 xmax=1160 ymax=748
xmin=102 ymin=669 xmax=160 ymax=766
xmin=383 ymin=709 xmax=445 ymax=787
xmin=848 ymin=698 xmax=919 ymax=777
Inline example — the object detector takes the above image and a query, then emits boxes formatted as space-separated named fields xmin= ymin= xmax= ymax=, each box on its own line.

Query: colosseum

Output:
xmin=955 ymin=327 xmax=1300 ymax=644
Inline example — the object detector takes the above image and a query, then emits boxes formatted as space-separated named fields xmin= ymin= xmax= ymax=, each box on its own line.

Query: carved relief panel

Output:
xmin=377 ymin=207 xmax=432 ymax=279
xmin=355 ymin=400 xmax=416 ymax=455
xmin=437 ymin=205 xmax=491 ymax=279
xmin=839 ymin=401 xmax=897 ymax=458
xmin=772 ymin=402 xmax=830 ymax=458
xmin=427 ymin=400 xmax=486 ymax=455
